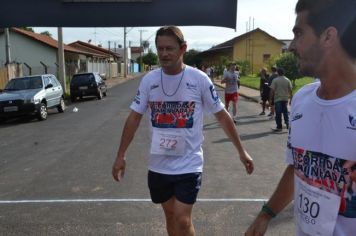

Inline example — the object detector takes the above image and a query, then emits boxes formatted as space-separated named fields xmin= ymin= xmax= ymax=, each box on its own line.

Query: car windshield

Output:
xmin=4 ymin=76 xmax=43 ymax=90
xmin=71 ymin=74 xmax=95 ymax=85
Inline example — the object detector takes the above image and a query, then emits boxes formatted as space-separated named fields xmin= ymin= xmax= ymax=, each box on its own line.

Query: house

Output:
xmin=68 ymin=41 xmax=121 ymax=78
xmin=0 ymin=28 xmax=114 ymax=80
xmin=199 ymin=28 xmax=286 ymax=74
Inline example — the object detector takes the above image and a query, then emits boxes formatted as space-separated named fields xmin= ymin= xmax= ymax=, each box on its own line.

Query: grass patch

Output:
xmin=239 ymin=75 xmax=314 ymax=94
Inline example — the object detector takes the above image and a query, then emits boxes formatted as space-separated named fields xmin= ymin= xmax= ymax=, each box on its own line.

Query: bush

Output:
xmin=272 ymin=52 xmax=301 ymax=87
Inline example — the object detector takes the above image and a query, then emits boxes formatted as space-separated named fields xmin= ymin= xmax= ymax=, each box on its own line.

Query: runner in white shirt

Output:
xmin=245 ymin=0 xmax=356 ymax=235
xmin=112 ymin=26 xmax=254 ymax=236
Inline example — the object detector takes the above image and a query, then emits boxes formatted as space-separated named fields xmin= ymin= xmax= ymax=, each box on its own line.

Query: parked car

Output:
xmin=0 ymin=74 xmax=65 ymax=122
xmin=70 ymin=72 xmax=107 ymax=102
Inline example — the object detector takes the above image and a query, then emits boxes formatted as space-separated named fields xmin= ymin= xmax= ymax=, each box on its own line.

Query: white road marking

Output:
xmin=0 ymin=198 xmax=268 ymax=204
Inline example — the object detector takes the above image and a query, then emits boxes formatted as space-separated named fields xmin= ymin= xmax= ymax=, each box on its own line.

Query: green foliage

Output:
xmin=215 ymin=56 xmax=230 ymax=78
xmin=273 ymin=52 xmax=301 ymax=86
xmin=19 ymin=27 xmax=34 ymax=32
xmin=240 ymin=75 xmax=314 ymax=94
xmin=141 ymin=49 xmax=158 ymax=66
xmin=183 ymin=49 xmax=202 ymax=67
xmin=40 ymin=31 xmax=52 ymax=37
xmin=236 ymin=60 xmax=250 ymax=76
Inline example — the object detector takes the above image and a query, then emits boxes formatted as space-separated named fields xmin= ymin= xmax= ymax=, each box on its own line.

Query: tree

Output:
xmin=140 ymin=49 xmax=158 ymax=66
xmin=142 ymin=40 xmax=150 ymax=53
xmin=273 ymin=52 xmax=301 ymax=87
xmin=19 ymin=27 xmax=34 ymax=32
xmin=40 ymin=31 xmax=52 ymax=37
xmin=183 ymin=49 xmax=202 ymax=67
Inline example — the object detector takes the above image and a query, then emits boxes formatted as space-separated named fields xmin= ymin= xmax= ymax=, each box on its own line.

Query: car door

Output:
xmin=43 ymin=75 xmax=57 ymax=107
xmin=50 ymin=75 xmax=63 ymax=105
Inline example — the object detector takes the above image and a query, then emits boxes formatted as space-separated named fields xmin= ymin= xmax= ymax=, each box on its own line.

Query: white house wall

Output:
xmin=0 ymin=31 xmax=57 ymax=75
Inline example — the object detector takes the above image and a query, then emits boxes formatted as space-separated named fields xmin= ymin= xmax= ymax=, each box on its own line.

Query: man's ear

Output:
xmin=320 ymin=26 xmax=338 ymax=48
xmin=180 ymin=43 xmax=187 ymax=53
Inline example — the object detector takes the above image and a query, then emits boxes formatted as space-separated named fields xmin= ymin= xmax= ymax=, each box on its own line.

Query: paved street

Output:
xmin=0 ymin=75 xmax=294 ymax=235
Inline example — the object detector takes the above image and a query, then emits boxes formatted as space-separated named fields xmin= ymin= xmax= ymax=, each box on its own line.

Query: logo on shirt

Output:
xmin=150 ymin=84 xmax=159 ymax=90
xmin=291 ymin=113 xmax=303 ymax=122
xmin=209 ymin=85 xmax=219 ymax=102
xmin=133 ymin=90 xmax=140 ymax=104
xmin=149 ymin=101 xmax=195 ymax=128
xmin=347 ymin=115 xmax=356 ymax=130
xmin=186 ymin=82 xmax=197 ymax=90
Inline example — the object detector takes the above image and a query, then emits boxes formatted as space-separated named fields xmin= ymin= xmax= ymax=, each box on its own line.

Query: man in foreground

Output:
xmin=245 ymin=0 xmax=356 ymax=235
xmin=112 ymin=26 xmax=254 ymax=236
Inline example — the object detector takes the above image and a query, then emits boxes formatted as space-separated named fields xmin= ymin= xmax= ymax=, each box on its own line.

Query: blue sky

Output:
xmin=33 ymin=0 xmax=298 ymax=52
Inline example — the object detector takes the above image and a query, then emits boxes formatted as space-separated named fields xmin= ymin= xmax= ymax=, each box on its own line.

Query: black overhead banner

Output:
xmin=0 ymin=0 xmax=238 ymax=29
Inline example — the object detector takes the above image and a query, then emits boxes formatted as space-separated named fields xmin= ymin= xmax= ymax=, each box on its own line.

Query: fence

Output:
xmin=0 ymin=67 xmax=7 ymax=89
xmin=0 ymin=63 xmax=22 ymax=89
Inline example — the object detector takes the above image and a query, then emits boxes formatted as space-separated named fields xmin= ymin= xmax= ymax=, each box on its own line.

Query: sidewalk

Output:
xmin=214 ymin=80 xmax=261 ymax=103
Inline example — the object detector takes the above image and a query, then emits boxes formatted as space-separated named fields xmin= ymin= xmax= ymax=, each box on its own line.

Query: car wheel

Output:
xmin=37 ymin=103 xmax=48 ymax=121
xmin=103 ymin=91 xmax=107 ymax=97
xmin=97 ymin=89 xmax=103 ymax=100
xmin=57 ymin=97 xmax=65 ymax=113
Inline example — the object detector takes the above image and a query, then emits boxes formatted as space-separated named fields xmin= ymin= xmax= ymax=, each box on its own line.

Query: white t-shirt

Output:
xmin=223 ymin=70 xmax=239 ymax=94
xmin=131 ymin=65 xmax=224 ymax=175
xmin=285 ymin=82 xmax=356 ymax=236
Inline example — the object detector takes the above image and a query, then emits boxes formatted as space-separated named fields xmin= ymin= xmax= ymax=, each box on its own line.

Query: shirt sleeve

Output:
xmin=201 ymin=74 xmax=224 ymax=114
xmin=130 ymin=75 xmax=149 ymax=114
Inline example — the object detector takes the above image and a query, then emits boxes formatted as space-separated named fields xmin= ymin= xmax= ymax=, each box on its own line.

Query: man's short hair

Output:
xmin=296 ymin=0 xmax=356 ymax=58
xmin=155 ymin=26 xmax=186 ymax=47
xmin=277 ymin=68 xmax=285 ymax=76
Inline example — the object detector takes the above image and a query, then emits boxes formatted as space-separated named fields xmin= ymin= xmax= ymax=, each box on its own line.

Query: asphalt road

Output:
xmin=0 ymin=76 xmax=294 ymax=236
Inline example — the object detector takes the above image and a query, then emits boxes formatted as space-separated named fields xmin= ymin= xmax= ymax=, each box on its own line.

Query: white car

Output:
xmin=0 ymin=74 xmax=65 ymax=122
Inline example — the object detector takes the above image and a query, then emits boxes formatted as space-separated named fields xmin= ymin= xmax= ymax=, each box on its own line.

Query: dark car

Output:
xmin=0 ymin=74 xmax=65 ymax=122
xmin=70 ymin=73 xmax=107 ymax=102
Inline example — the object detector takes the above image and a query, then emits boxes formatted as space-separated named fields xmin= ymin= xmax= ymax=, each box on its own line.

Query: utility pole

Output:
xmin=58 ymin=27 xmax=66 ymax=94
xmin=108 ymin=41 xmax=111 ymax=79
xmin=123 ymin=27 xmax=127 ymax=78
xmin=5 ymin=28 xmax=11 ymax=64
xmin=5 ymin=28 xmax=12 ymax=80
xmin=139 ymin=29 xmax=147 ymax=72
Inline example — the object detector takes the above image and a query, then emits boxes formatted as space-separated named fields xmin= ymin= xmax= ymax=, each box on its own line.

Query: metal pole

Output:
xmin=140 ymin=30 xmax=143 ymax=72
xmin=5 ymin=28 xmax=11 ymax=64
xmin=57 ymin=27 xmax=66 ymax=94
xmin=123 ymin=27 xmax=127 ymax=78
xmin=108 ymin=41 xmax=111 ymax=79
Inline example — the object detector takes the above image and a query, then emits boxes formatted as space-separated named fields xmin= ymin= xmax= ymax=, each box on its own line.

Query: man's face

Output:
xmin=289 ymin=11 xmax=325 ymax=76
xmin=156 ymin=35 xmax=186 ymax=71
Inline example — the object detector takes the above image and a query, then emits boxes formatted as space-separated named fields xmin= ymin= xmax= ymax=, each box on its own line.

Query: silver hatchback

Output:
xmin=0 ymin=74 xmax=65 ymax=121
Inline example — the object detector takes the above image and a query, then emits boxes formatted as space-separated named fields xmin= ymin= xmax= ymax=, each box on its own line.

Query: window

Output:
xmin=263 ymin=54 xmax=271 ymax=62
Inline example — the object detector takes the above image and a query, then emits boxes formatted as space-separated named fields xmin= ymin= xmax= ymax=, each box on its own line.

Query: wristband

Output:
xmin=261 ymin=204 xmax=276 ymax=218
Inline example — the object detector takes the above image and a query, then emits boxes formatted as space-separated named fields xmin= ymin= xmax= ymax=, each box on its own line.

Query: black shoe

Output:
xmin=272 ymin=127 xmax=283 ymax=132
xmin=259 ymin=111 xmax=265 ymax=115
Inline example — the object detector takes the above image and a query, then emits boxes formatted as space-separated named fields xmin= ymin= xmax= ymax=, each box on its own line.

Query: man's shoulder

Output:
xmin=294 ymin=82 xmax=319 ymax=98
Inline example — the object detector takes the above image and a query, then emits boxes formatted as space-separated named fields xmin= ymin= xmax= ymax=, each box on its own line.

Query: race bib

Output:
xmin=294 ymin=176 xmax=340 ymax=236
xmin=150 ymin=131 xmax=185 ymax=156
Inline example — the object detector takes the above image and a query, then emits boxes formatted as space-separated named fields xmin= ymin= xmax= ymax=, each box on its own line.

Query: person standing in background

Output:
xmin=221 ymin=62 xmax=240 ymax=123
xmin=267 ymin=66 xmax=278 ymax=119
xmin=259 ymin=67 xmax=270 ymax=115
xmin=270 ymin=68 xmax=293 ymax=131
